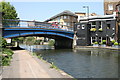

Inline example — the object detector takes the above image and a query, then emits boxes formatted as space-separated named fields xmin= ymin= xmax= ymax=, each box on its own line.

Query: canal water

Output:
xmin=20 ymin=44 xmax=119 ymax=78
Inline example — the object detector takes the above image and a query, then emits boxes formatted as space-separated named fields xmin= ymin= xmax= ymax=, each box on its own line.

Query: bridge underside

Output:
xmin=3 ymin=28 xmax=74 ymax=49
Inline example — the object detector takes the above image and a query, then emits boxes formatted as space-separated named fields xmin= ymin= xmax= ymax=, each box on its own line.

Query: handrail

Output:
xmin=3 ymin=19 xmax=73 ymax=32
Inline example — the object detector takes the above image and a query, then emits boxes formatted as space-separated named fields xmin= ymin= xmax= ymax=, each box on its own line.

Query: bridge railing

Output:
xmin=3 ymin=19 xmax=73 ymax=32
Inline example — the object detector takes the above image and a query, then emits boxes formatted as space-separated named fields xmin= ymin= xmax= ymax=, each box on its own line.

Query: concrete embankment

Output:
xmin=75 ymin=46 xmax=120 ymax=50
xmin=2 ymin=50 xmax=73 ymax=78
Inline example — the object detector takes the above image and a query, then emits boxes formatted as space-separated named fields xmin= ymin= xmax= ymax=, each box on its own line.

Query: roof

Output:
xmin=75 ymin=12 xmax=86 ymax=14
xmin=44 ymin=10 xmax=77 ymax=22
xmin=79 ymin=14 xmax=116 ymax=22
xmin=104 ymin=0 xmax=120 ymax=2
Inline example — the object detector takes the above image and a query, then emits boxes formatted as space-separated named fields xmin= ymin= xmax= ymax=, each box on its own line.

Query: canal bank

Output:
xmin=75 ymin=46 xmax=120 ymax=50
xmin=2 ymin=50 xmax=73 ymax=78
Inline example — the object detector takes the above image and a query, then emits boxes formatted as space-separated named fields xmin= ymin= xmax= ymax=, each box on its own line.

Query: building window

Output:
xmin=99 ymin=21 xmax=102 ymax=28
xmin=91 ymin=21 xmax=96 ymax=29
xmin=107 ymin=24 xmax=110 ymax=29
xmin=91 ymin=37 xmax=97 ymax=44
xmin=67 ymin=22 xmax=70 ymax=26
xmin=82 ymin=24 xmax=85 ymax=29
xmin=64 ymin=22 xmax=67 ymax=25
xmin=98 ymin=37 xmax=102 ymax=43
xmin=63 ymin=16 xmax=67 ymax=19
xmin=92 ymin=22 xmax=96 ymax=25
xmin=68 ymin=16 xmax=70 ymax=19
xmin=108 ymin=4 xmax=113 ymax=11
xmin=77 ymin=25 xmax=80 ymax=29
xmin=117 ymin=6 xmax=120 ymax=11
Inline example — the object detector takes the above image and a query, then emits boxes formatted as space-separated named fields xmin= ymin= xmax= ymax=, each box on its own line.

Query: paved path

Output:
xmin=2 ymin=50 xmax=72 ymax=78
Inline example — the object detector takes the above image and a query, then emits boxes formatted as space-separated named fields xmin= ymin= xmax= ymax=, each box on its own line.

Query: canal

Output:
xmin=20 ymin=44 xmax=119 ymax=78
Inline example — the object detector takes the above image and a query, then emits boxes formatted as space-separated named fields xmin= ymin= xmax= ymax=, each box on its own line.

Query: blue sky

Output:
xmin=10 ymin=2 xmax=104 ymax=21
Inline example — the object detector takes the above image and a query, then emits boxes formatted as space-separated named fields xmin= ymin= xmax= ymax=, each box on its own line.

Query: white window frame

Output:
xmin=98 ymin=37 xmax=102 ymax=43
xmin=77 ymin=25 xmax=80 ymax=29
xmin=82 ymin=24 xmax=85 ymax=29
xmin=108 ymin=4 xmax=113 ymax=11
xmin=91 ymin=37 xmax=97 ymax=44
xmin=91 ymin=22 xmax=96 ymax=29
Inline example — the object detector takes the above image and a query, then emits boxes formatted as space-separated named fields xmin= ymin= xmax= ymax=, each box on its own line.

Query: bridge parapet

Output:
xmin=3 ymin=19 xmax=73 ymax=32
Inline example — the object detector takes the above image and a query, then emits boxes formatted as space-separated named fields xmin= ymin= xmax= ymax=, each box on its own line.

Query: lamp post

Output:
xmin=83 ymin=6 xmax=89 ymax=18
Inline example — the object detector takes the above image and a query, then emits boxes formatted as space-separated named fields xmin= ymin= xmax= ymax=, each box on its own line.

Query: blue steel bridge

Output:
xmin=2 ymin=19 xmax=74 ymax=48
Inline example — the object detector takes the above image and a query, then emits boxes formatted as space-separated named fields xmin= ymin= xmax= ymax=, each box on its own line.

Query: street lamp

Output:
xmin=83 ymin=6 xmax=89 ymax=18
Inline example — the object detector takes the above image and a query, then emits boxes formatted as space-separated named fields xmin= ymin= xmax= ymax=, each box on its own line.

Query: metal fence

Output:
xmin=3 ymin=19 xmax=73 ymax=32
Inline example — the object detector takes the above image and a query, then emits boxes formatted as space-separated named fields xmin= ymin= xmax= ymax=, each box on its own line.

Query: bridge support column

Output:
xmin=54 ymin=38 xmax=73 ymax=49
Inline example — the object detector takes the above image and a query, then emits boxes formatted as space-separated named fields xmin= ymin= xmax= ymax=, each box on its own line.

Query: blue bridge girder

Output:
xmin=2 ymin=19 xmax=74 ymax=49
xmin=3 ymin=28 xmax=74 ymax=39
xmin=3 ymin=19 xmax=74 ymax=39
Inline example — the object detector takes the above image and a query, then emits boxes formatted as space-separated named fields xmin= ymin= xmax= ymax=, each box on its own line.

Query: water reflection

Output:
xmin=19 ymin=44 xmax=119 ymax=78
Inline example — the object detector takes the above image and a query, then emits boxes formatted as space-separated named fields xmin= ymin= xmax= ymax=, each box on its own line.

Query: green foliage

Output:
xmin=2 ymin=48 xmax=14 ymax=66
xmin=34 ymin=40 xmax=42 ymax=45
xmin=98 ymin=28 xmax=103 ymax=31
xmin=0 ymin=37 xmax=7 ymax=48
xmin=90 ymin=28 xmax=96 ymax=32
xmin=0 ymin=1 xmax=19 ymax=27
xmin=111 ymin=40 xmax=115 ymax=43
xmin=17 ymin=37 xmax=25 ymax=43
xmin=102 ymin=40 xmax=106 ymax=44
xmin=48 ymin=40 xmax=55 ymax=46
xmin=24 ymin=37 xmax=35 ymax=45
xmin=12 ymin=37 xmax=25 ymax=44
xmin=114 ymin=42 xmax=118 ymax=45
xmin=94 ymin=42 xmax=98 ymax=44
xmin=0 ymin=1 xmax=19 ymax=19
xmin=50 ymin=62 xmax=59 ymax=70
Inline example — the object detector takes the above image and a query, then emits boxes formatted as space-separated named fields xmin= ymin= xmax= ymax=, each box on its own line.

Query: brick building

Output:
xmin=104 ymin=0 xmax=120 ymax=15
xmin=44 ymin=10 xmax=78 ymax=31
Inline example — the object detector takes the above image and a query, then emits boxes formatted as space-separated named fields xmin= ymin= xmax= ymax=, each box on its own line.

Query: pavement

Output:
xmin=2 ymin=50 xmax=72 ymax=78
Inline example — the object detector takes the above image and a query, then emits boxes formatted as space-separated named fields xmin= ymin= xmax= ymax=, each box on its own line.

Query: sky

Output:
xmin=8 ymin=1 xmax=104 ymax=21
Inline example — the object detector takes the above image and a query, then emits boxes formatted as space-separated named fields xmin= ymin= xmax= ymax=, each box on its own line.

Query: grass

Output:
xmin=50 ymin=62 xmax=59 ymax=70
xmin=32 ymin=52 xmax=59 ymax=70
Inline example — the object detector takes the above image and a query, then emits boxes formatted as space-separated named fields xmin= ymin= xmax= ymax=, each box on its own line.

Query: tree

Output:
xmin=24 ymin=37 xmax=35 ymax=45
xmin=0 ymin=1 xmax=19 ymax=27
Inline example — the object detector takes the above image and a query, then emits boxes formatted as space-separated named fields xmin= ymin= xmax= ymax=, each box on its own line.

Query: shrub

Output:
xmin=111 ymin=40 xmax=115 ymax=43
xmin=102 ymin=40 xmax=106 ymax=44
xmin=114 ymin=42 xmax=118 ymax=45
xmin=2 ymin=49 xmax=14 ymax=66
xmin=0 ymin=37 xmax=7 ymax=48
xmin=98 ymin=28 xmax=103 ymax=31
xmin=90 ymin=28 xmax=96 ymax=32
xmin=48 ymin=40 xmax=55 ymax=46
xmin=94 ymin=42 xmax=98 ymax=44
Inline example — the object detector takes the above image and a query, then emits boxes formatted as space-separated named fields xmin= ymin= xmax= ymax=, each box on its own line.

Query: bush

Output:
xmin=111 ymin=40 xmax=115 ymax=43
xmin=34 ymin=40 xmax=42 ymax=45
xmin=114 ymin=42 xmax=118 ymax=45
xmin=48 ymin=40 xmax=55 ymax=46
xmin=98 ymin=28 xmax=103 ymax=31
xmin=102 ymin=40 xmax=106 ymax=44
xmin=2 ymin=49 xmax=14 ymax=66
xmin=0 ymin=37 xmax=7 ymax=48
xmin=94 ymin=42 xmax=98 ymax=44
xmin=90 ymin=28 xmax=96 ymax=32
